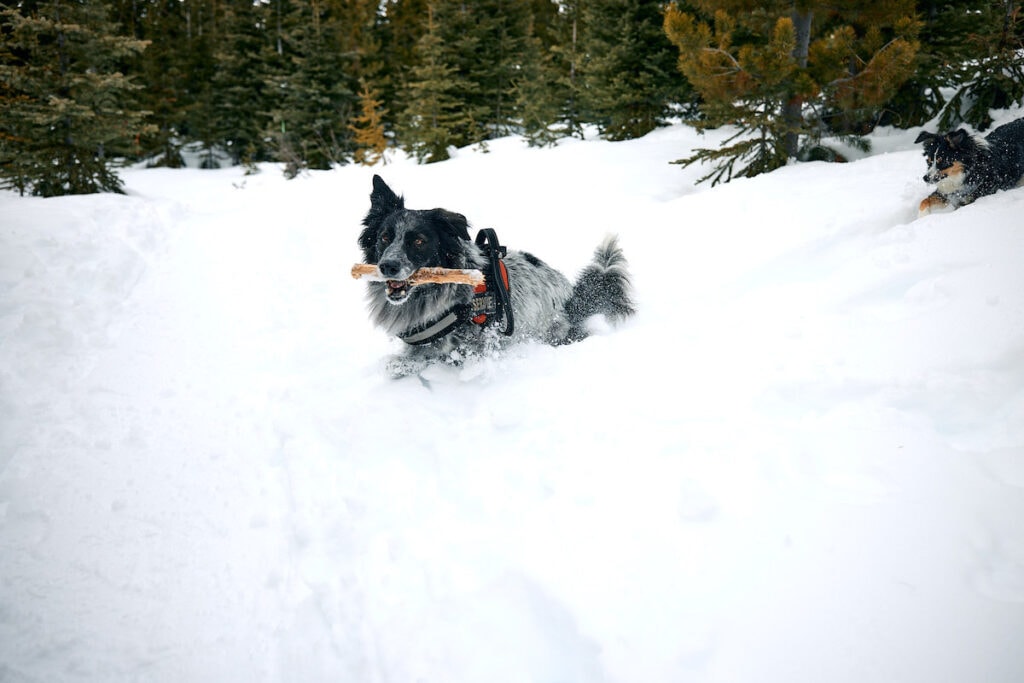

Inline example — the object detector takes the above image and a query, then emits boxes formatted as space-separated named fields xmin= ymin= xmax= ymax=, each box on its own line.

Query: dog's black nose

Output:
xmin=379 ymin=259 xmax=401 ymax=278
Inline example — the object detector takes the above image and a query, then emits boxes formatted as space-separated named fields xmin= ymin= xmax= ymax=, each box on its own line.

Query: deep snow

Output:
xmin=2 ymin=113 xmax=1023 ymax=683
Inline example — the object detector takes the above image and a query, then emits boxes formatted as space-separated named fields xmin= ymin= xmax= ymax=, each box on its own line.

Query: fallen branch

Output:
xmin=351 ymin=263 xmax=485 ymax=287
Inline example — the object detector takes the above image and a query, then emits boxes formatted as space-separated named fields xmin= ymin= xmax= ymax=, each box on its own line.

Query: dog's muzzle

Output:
xmin=924 ymin=165 xmax=944 ymax=183
xmin=379 ymin=258 xmax=415 ymax=304
xmin=385 ymin=279 xmax=412 ymax=303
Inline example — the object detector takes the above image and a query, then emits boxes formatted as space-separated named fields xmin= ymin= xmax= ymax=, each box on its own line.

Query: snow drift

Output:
xmin=2 ymin=115 xmax=1023 ymax=683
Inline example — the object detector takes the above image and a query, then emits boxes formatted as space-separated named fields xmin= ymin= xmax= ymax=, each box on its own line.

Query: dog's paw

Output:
xmin=384 ymin=354 xmax=428 ymax=379
xmin=918 ymin=194 xmax=949 ymax=217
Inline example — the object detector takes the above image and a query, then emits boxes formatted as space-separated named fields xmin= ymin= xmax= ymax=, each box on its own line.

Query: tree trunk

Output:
xmin=784 ymin=7 xmax=812 ymax=158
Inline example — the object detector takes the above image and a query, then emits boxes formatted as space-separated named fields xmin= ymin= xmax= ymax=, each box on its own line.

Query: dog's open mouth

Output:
xmin=385 ymin=279 xmax=411 ymax=303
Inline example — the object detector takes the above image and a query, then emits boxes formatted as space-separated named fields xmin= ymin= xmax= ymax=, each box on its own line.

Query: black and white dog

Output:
xmin=915 ymin=117 xmax=1024 ymax=216
xmin=358 ymin=175 xmax=636 ymax=377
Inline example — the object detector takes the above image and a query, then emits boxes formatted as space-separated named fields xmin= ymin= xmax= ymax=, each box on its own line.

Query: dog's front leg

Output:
xmin=918 ymin=192 xmax=948 ymax=217
xmin=384 ymin=349 xmax=432 ymax=378
xmin=384 ymin=339 xmax=459 ymax=378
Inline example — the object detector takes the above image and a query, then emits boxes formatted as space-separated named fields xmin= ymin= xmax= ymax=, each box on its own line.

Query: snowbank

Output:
xmin=2 ymin=121 xmax=1022 ymax=682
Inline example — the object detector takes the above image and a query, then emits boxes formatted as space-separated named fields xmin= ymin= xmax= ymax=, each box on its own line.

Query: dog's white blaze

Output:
xmin=378 ymin=217 xmax=419 ymax=283
xmin=936 ymin=171 xmax=965 ymax=195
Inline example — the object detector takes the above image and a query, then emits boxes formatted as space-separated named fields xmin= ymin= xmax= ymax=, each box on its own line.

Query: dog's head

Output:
xmin=358 ymin=175 xmax=471 ymax=305
xmin=914 ymin=128 xmax=982 ymax=193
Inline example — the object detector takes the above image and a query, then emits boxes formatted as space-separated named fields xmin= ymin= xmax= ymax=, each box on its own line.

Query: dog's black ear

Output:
xmin=429 ymin=209 xmax=471 ymax=242
xmin=366 ymin=175 xmax=404 ymax=227
xmin=946 ymin=129 xmax=969 ymax=148
xmin=359 ymin=175 xmax=405 ymax=262
xmin=914 ymin=131 xmax=935 ymax=144
xmin=427 ymin=209 xmax=472 ymax=267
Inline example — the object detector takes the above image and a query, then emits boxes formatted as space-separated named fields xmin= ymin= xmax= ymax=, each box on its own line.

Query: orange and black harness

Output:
xmin=398 ymin=228 xmax=514 ymax=345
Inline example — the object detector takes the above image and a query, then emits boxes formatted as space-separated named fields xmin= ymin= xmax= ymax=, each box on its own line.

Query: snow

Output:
xmin=2 ymin=113 xmax=1024 ymax=683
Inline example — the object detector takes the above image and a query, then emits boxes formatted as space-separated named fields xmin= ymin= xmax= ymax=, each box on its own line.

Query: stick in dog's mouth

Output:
xmin=351 ymin=264 xmax=485 ymax=287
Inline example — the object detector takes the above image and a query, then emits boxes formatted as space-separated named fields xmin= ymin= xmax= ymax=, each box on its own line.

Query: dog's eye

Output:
xmin=380 ymin=233 xmax=390 ymax=244
xmin=413 ymin=236 xmax=426 ymax=247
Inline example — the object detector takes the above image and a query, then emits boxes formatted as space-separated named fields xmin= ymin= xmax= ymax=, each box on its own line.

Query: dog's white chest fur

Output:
xmin=936 ymin=172 xmax=966 ymax=195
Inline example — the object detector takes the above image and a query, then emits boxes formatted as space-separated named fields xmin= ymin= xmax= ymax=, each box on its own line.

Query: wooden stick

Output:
xmin=351 ymin=263 xmax=485 ymax=287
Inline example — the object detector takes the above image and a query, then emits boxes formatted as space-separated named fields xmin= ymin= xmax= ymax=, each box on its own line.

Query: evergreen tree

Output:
xmin=578 ymin=0 xmax=691 ymax=141
xmin=414 ymin=0 xmax=522 ymax=145
xmin=516 ymin=27 xmax=569 ymax=147
xmin=349 ymin=80 xmax=388 ymax=165
xmin=211 ymin=0 xmax=276 ymax=167
xmin=514 ymin=2 xmax=579 ymax=146
xmin=332 ymin=0 xmax=383 ymax=79
xmin=884 ymin=0 xmax=993 ymax=129
xmin=398 ymin=0 xmax=556 ymax=156
xmin=131 ymin=0 xmax=193 ymax=167
xmin=664 ymin=1 xmax=919 ymax=185
xmin=397 ymin=3 xmax=473 ymax=162
xmin=266 ymin=0 xmax=360 ymax=172
xmin=938 ymin=0 xmax=1024 ymax=131
xmin=550 ymin=0 xmax=586 ymax=138
xmin=0 ymin=0 xmax=152 ymax=195
xmin=527 ymin=0 xmax=565 ymax=47
xmin=810 ymin=7 xmax=921 ymax=137
xmin=178 ymin=0 xmax=222 ymax=168
xmin=458 ymin=0 xmax=534 ymax=139
xmin=378 ymin=0 xmax=430 ymax=133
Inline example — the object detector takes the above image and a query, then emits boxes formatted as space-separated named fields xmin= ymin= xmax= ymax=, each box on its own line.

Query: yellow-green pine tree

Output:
xmin=350 ymin=81 xmax=389 ymax=166
xmin=665 ymin=1 xmax=919 ymax=185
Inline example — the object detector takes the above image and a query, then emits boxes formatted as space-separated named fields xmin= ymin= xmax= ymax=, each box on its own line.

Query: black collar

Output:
xmin=397 ymin=303 xmax=474 ymax=345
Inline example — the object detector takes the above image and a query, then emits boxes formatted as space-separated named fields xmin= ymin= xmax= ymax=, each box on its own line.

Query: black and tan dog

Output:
xmin=915 ymin=118 xmax=1024 ymax=216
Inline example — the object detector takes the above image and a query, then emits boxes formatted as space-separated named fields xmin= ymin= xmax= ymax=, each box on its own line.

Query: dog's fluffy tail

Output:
xmin=564 ymin=234 xmax=636 ymax=341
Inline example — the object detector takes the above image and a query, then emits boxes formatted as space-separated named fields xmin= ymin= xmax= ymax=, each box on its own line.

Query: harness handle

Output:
xmin=475 ymin=228 xmax=514 ymax=336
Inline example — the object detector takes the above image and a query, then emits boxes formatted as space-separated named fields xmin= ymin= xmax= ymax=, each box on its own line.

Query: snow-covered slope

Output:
xmin=2 ymin=118 xmax=1023 ymax=683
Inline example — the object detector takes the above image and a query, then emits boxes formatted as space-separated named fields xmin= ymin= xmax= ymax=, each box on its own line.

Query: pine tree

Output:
xmin=664 ymin=1 xmax=919 ymax=185
xmin=460 ymin=0 xmax=534 ymax=139
xmin=516 ymin=28 xmax=568 ymax=147
xmin=578 ymin=0 xmax=691 ymax=141
xmin=267 ymin=0 xmax=360 ymax=173
xmin=178 ymin=0 xmax=225 ymax=169
xmin=397 ymin=3 xmax=474 ymax=162
xmin=130 ymin=0 xmax=193 ymax=167
xmin=332 ymin=0 xmax=383 ymax=80
xmin=0 ymin=0 xmax=153 ymax=195
xmin=211 ymin=0 xmax=276 ymax=167
xmin=551 ymin=0 xmax=586 ymax=139
xmin=938 ymin=0 xmax=1024 ymax=131
xmin=883 ymin=0 xmax=992 ymax=129
xmin=416 ymin=0 xmax=508 ymax=145
xmin=377 ymin=0 xmax=430 ymax=132
xmin=397 ymin=0 xmax=558 ymax=156
xmin=511 ymin=2 xmax=579 ymax=146
xmin=349 ymin=80 xmax=388 ymax=165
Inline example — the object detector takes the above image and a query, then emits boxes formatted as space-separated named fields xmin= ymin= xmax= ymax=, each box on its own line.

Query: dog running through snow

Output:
xmin=357 ymin=175 xmax=636 ymax=378
xmin=915 ymin=117 xmax=1024 ymax=216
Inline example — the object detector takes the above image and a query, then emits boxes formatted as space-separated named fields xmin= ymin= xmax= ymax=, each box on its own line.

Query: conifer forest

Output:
xmin=2 ymin=0 xmax=1023 ymax=196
